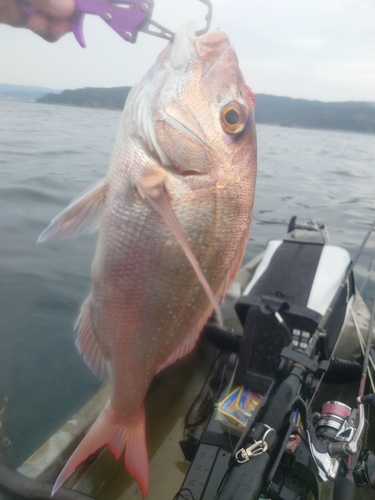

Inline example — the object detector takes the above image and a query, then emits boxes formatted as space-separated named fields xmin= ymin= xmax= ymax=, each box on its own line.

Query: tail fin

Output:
xmin=52 ymin=403 xmax=149 ymax=498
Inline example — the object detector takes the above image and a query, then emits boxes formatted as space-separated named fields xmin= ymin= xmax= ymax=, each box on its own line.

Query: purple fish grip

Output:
xmin=69 ymin=11 xmax=86 ymax=47
xmin=74 ymin=0 xmax=154 ymax=44
xmin=20 ymin=0 xmax=154 ymax=46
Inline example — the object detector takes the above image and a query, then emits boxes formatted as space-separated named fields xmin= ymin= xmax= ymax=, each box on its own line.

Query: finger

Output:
xmin=50 ymin=18 xmax=71 ymax=39
xmin=0 ymin=0 xmax=27 ymax=26
xmin=27 ymin=12 xmax=49 ymax=37
xmin=27 ymin=0 xmax=75 ymax=18
xmin=28 ymin=13 xmax=70 ymax=41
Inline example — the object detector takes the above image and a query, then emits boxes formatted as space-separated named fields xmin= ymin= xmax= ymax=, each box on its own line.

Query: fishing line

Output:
xmin=351 ymin=309 xmax=375 ymax=392
xmin=363 ymin=410 xmax=371 ymax=450
xmin=359 ymin=238 xmax=375 ymax=296
xmin=307 ymin=294 xmax=369 ymax=409
xmin=184 ymin=359 xmax=226 ymax=431
xmin=351 ymin=310 xmax=375 ymax=372
xmin=184 ymin=351 xmax=224 ymax=436
xmin=307 ymin=219 xmax=375 ymax=409
xmin=358 ymin=295 xmax=375 ymax=398
xmin=212 ymin=361 xmax=227 ymax=403
xmin=227 ymin=425 xmax=234 ymax=452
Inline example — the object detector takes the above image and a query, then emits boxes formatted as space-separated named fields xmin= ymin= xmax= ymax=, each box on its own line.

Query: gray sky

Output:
xmin=1 ymin=0 xmax=375 ymax=102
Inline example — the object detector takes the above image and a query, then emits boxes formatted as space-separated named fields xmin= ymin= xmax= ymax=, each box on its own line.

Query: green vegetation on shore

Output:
xmin=254 ymin=94 xmax=375 ymax=134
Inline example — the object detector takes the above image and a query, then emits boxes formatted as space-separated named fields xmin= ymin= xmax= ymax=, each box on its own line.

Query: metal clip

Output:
xmin=235 ymin=426 xmax=275 ymax=464
xmin=195 ymin=0 xmax=213 ymax=36
xmin=140 ymin=0 xmax=213 ymax=41
xmin=236 ymin=440 xmax=268 ymax=463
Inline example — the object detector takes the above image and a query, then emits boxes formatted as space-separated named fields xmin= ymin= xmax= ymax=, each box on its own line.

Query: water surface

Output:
xmin=0 ymin=100 xmax=374 ymax=468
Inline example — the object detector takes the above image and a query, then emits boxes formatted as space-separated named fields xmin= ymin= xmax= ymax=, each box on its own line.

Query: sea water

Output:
xmin=0 ymin=100 xmax=375 ymax=468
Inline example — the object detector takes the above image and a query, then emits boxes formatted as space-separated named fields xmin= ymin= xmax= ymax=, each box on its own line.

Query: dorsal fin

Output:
xmin=137 ymin=176 xmax=223 ymax=326
xmin=38 ymin=177 xmax=107 ymax=242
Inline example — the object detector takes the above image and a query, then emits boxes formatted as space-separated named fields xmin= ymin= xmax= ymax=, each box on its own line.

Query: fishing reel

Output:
xmin=309 ymin=400 xmax=362 ymax=482
xmin=309 ymin=398 xmax=375 ymax=489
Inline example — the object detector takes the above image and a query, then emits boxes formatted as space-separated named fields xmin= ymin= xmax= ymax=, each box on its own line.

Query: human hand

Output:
xmin=0 ymin=0 xmax=75 ymax=41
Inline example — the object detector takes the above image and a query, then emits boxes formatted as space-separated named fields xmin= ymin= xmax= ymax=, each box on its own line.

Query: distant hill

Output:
xmin=254 ymin=94 xmax=375 ymax=134
xmin=38 ymin=87 xmax=132 ymax=110
xmin=0 ymin=84 xmax=58 ymax=102
xmin=36 ymin=86 xmax=375 ymax=134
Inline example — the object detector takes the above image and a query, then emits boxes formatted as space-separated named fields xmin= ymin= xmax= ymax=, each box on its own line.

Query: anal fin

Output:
xmin=75 ymin=297 xmax=110 ymax=382
xmin=38 ymin=177 xmax=107 ymax=242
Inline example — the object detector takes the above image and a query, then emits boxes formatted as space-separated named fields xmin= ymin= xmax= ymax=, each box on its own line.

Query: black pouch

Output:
xmin=235 ymin=238 xmax=354 ymax=393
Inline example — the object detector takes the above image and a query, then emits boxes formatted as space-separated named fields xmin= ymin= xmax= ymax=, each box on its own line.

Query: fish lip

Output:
xmin=182 ymin=23 xmax=231 ymax=70
xmin=169 ymin=22 xmax=230 ymax=71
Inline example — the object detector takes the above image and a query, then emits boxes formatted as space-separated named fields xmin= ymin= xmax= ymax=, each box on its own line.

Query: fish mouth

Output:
xmin=171 ymin=22 xmax=231 ymax=71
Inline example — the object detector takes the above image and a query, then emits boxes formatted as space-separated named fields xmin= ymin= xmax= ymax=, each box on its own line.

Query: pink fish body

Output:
xmin=40 ymin=22 xmax=257 ymax=497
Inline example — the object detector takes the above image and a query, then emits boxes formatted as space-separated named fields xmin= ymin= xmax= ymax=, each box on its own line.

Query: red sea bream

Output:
xmin=39 ymin=22 xmax=257 ymax=497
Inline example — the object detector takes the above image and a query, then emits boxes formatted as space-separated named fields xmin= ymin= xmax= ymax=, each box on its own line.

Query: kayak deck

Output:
xmin=19 ymin=342 xmax=219 ymax=499
xmin=17 ymin=233 xmax=375 ymax=499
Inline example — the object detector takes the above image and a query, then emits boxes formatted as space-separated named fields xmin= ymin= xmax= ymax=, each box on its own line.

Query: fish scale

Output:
xmin=38 ymin=22 xmax=256 ymax=497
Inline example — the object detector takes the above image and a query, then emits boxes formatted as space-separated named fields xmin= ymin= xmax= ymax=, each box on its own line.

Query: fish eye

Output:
xmin=225 ymin=109 xmax=239 ymax=124
xmin=221 ymin=102 xmax=247 ymax=135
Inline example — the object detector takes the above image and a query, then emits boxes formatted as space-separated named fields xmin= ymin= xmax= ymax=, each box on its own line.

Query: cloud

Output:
xmin=1 ymin=0 xmax=374 ymax=101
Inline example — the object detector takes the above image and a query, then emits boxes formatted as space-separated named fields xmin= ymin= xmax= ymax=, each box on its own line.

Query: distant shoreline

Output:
xmin=4 ymin=98 xmax=374 ymax=136
xmin=38 ymin=87 xmax=375 ymax=135
xmin=37 ymin=86 xmax=132 ymax=113
xmin=0 ymin=98 xmax=123 ymax=112
xmin=2 ymin=84 xmax=375 ymax=134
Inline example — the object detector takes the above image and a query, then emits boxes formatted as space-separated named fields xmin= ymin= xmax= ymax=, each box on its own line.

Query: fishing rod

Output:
xmin=343 ymin=294 xmax=375 ymax=459
xmin=306 ymin=219 xmax=375 ymax=357
xmin=358 ymin=295 xmax=375 ymax=399
xmin=305 ymin=222 xmax=375 ymax=499
xmin=216 ymin=220 xmax=375 ymax=500
xmin=307 ymin=219 xmax=375 ymax=408
xmin=320 ymin=293 xmax=375 ymax=500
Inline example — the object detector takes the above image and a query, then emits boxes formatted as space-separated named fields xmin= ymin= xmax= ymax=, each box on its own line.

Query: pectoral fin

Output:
xmin=137 ymin=177 xmax=223 ymax=326
xmin=38 ymin=177 xmax=107 ymax=242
